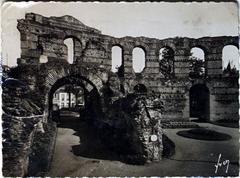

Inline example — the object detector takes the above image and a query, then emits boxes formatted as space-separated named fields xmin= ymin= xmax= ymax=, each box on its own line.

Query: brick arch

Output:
xmin=189 ymin=45 xmax=209 ymax=56
xmin=186 ymin=79 xmax=212 ymax=92
xmin=222 ymin=41 xmax=239 ymax=50
xmin=47 ymin=74 xmax=99 ymax=112
xmin=221 ymin=44 xmax=239 ymax=53
xmin=158 ymin=45 xmax=175 ymax=57
xmin=124 ymin=79 xmax=149 ymax=93
xmin=158 ymin=41 xmax=176 ymax=51
xmin=158 ymin=44 xmax=175 ymax=51
xmin=131 ymin=44 xmax=148 ymax=55
xmin=110 ymin=43 xmax=124 ymax=49
xmin=63 ymin=35 xmax=83 ymax=49
xmin=42 ymin=65 xmax=106 ymax=117
xmin=43 ymin=65 xmax=104 ymax=95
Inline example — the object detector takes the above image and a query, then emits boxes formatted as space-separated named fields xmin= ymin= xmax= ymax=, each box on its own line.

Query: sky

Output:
xmin=1 ymin=2 xmax=239 ymax=69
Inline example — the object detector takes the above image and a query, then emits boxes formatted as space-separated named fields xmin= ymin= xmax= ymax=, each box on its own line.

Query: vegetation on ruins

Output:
xmin=222 ymin=61 xmax=239 ymax=77
xmin=189 ymin=56 xmax=205 ymax=78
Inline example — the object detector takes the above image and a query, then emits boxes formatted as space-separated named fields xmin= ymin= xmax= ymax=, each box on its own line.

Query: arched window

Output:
xmin=64 ymin=38 xmax=74 ymax=64
xmin=222 ymin=45 xmax=239 ymax=74
xmin=132 ymin=47 xmax=145 ymax=73
xmin=189 ymin=47 xmax=205 ymax=78
xmin=159 ymin=47 xmax=174 ymax=75
xmin=134 ymin=84 xmax=147 ymax=94
xmin=37 ymin=45 xmax=48 ymax=63
xmin=111 ymin=46 xmax=122 ymax=72
xmin=190 ymin=47 xmax=205 ymax=61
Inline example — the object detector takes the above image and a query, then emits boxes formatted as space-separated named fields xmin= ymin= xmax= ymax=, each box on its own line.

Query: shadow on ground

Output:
xmin=56 ymin=116 xmax=175 ymax=164
xmin=57 ymin=117 xmax=121 ymax=162
xmin=176 ymin=128 xmax=232 ymax=141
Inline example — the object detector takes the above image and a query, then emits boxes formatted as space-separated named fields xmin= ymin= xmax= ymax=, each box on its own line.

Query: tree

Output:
xmin=159 ymin=47 xmax=174 ymax=76
xmin=189 ymin=56 xmax=205 ymax=79
xmin=223 ymin=61 xmax=239 ymax=77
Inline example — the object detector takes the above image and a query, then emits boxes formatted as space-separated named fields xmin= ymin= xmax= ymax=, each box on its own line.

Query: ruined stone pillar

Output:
xmin=123 ymin=49 xmax=134 ymax=74
xmin=205 ymin=48 xmax=222 ymax=77
xmin=174 ymin=48 xmax=191 ymax=77
xmin=144 ymin=49 xmax=159 ymax=75
xmin=73 ymin=38 xmax=82 ymax=63
xmin=19 ymin=33 xmax=40 ymax=63
xmin=182 ymin=93 xmax=190 ymax=119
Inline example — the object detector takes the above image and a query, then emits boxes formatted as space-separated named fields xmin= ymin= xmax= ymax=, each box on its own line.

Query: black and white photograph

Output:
xmin=1 ymin=1 xmax=239 ymax=177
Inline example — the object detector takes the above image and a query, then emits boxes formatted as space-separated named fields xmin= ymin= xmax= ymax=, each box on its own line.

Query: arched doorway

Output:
xmin=48 ymin=75 xmax=102 ymax=122
xmin=190 ymin=84 xmax=210 ymax=121
xmin=46 ymin=75 xmax=121 ymax=175
xmin=51 ymin=84 xmax=86 ymax=121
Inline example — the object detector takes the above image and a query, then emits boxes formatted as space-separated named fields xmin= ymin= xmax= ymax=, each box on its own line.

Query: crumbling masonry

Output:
xmin=16 ymin=13 xmax=239 ymax=121
xmin=2 ymin=13 xmax=239 ymax=176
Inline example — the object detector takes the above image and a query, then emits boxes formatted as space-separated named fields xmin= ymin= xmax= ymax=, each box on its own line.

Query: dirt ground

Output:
xmin=46 ymin=118 xmax=239 ymax=177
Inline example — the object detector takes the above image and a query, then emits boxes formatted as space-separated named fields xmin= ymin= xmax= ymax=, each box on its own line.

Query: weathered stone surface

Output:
xmin=3 ymin=12 xmax=239 ymax=176
xmin=98 ymin=94 xmax=163 ymax=164
xmin=2 ymin=78 xmax=57 ymax=177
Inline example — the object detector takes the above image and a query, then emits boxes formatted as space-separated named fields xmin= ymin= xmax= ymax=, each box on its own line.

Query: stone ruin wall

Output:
xmin=17 ymin=13 xmax=239 ymax=121
xmin=3 ymin=12 xmax=239 ymax=177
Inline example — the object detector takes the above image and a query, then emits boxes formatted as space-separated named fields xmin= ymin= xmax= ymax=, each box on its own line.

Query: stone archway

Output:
xmin=47 ymin=74 xmax=103 ymax=121
xmin=189 ymin=84 xmax=210 ymax=121
xmin=40 ymin=64 xmax=107 ymax=117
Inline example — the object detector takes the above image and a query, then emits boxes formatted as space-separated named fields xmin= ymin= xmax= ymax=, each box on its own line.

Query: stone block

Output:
xmin=174 ymin=67 xmax=190 ymax=74
xmin=174 ymin=55 xmax=190 ymax=61
xmin=207 ymin=69 xmax=222 ymax=75
xmin=207 ymin=60 xmax=222 ymax=69
xmin=146 ymin=61 xmax=159 ymax=68
xmin=174 ymin=61 xmax=190 ymax=68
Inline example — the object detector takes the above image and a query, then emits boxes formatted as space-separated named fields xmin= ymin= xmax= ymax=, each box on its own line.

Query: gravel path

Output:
xmin=46 ymin=120 xmax=239 ymax=177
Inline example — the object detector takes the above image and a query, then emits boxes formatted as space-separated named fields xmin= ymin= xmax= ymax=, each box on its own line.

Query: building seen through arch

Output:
xmin=52 ymin=84 xmax=85 ymax=110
